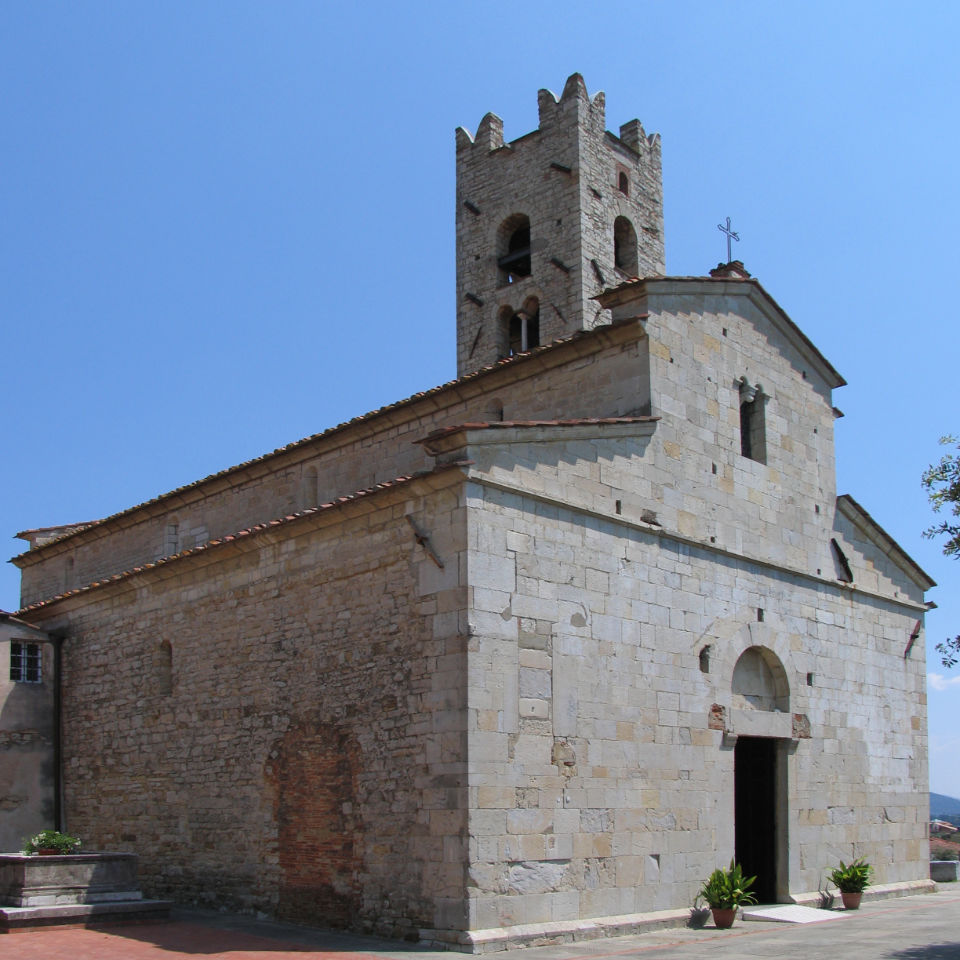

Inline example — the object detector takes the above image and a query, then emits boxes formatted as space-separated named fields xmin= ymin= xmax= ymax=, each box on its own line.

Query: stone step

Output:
xmin=1 ymin=898 xmax=172 ymax=932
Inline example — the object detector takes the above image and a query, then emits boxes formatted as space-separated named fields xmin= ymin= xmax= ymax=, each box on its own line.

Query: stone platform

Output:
xmin=0 ymin=852 xmax=171 ymax=932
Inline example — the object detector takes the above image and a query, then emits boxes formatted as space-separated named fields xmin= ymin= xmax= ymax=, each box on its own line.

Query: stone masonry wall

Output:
xmin=25 ymin=474 xmax=471 ymax=937
xmin=462 ymin=469 xmax=928 ymax=928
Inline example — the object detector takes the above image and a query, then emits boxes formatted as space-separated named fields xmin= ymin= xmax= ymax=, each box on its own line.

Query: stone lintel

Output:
xmin=727 ymin=708 xmax=793 ymax=739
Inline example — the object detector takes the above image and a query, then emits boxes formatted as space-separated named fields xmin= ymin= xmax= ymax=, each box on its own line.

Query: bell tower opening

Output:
xmin=497 ymin=215 xmax=532 ymax=285
xmin=501 ymin=298 xmax=540 ymax=357
xmin=614 ymin=216 xmax=638 ymax=276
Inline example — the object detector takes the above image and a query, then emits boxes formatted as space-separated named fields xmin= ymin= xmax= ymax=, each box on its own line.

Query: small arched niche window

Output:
xmin=618 ymin=171 xmax=630 ymax=196
xmin=497 ymin=214 xmax=532 ymax=285
xmin=501 ymin=297 xmax=541 ymax=357
xmin=614 ymin=216 xmax=639 ymax=277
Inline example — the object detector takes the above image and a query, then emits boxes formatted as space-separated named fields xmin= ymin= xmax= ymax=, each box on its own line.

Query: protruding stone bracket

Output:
xmin=405 ymin=516 xmax=444 ymax=569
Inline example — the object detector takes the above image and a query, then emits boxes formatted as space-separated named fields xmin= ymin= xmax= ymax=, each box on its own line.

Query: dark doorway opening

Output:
xmin=734 ymin=736 xmax=778 ymax=903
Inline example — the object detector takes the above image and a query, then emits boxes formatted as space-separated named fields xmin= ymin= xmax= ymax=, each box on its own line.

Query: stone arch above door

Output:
xmin=708 ymin=621 xmax=808 ymax=740
xmin=732 ymin=646 xmax=789 ymax=712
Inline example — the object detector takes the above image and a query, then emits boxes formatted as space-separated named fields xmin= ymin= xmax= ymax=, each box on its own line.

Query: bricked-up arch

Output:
xmin=267 ymin=722 xmax=361 ymax=926
xmin=497 ymin=214 xmax=531 ymax=285
xmin=731 ymin=646 xmax=789 ymax=712
xmin=614 ymin=216 xmax=638 ymax=276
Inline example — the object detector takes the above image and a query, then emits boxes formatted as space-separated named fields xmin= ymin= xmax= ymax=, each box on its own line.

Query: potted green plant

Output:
xmin=698 ymin=860 xmax=758 ymax=928
xmin=829 ymin=857 xmax=871 ymax=909
xmin=22 ymin=829 xmax=82 ymax=856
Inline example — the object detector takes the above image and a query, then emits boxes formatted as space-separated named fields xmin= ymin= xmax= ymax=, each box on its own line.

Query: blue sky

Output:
xmin=2 ymin=1 xmax=958 ymax=796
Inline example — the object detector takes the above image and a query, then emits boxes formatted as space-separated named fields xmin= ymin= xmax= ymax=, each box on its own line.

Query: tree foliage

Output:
xmin=923 ymin=436 xmax=960 ymax=668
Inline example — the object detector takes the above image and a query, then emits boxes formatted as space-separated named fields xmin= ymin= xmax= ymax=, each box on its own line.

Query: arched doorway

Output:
xmin=731 ymin=646 xmax=789 ymax=903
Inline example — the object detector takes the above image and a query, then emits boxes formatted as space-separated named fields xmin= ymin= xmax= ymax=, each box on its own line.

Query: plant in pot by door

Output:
xmin=829 ymin=858 xmax=872 ymax=909
xmin=22 ymin=829 xmax=82 ymax=856
xmin=698 ymin=860 xmax=758 ymax=928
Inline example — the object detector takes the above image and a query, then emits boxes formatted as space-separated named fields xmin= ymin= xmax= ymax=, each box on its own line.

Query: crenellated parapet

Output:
xmin=537 ymin=72 xmax=605 ymax=134
xmin=455 ymin=112 xmax=505 ymax=153
xmin=455 ymin=74 xmax=665 ymax=377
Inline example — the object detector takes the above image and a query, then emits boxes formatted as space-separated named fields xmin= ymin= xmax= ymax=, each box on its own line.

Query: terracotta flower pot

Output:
xmin=711 ymin=907 xmax=737 ymax=929
xmin=37 ymin=849 xmax=60 ymax=856
xmin=841 ymin=891 xmax=862 ymax=910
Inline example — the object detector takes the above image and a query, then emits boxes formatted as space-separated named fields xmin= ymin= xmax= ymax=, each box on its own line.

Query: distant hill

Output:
xmin=931 ymin=792 xmax=960 ymax=817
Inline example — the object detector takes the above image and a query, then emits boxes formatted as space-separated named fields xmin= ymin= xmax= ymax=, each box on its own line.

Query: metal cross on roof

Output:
xmin=717 ymin=216 xmax=740 ymax=263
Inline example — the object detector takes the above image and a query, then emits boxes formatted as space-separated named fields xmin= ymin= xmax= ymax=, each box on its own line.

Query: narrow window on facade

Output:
xmin=618 ymin=171 xmax=629 ymax=196
xmin=302 ymin=465 xmax=320 ymax=509
xmin=613 ymin=216 xmax=639 ymax=276
xmin=10 ymin=641 xmax=42 ymax=683
xmin=739 ymin=378 xmax=767 ymax=464
xmin=497 ymin=214 xmax=532 ymax=285
xmin=164 ymin=519 xmax=180 ymax=556
xmin=157 ymin=640 xmax=173 ymax=696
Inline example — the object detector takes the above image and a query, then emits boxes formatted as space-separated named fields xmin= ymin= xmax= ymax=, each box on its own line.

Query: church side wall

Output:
xmin=17 ymin=328 xmax=651 ymax=610
xmin=24 ymin=480 xmax=471 ymax=937
xmin=464 ymin=477 xmax=928 ymax=929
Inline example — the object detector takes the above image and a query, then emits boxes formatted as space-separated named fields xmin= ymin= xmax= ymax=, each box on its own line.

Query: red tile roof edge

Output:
xmin=13 ymin=321 xmax=634 ymax=560
xmin=600 ymin=275 xmax=846 ymax=389
xmin=836 ymin=493 xmax=936 ymax=590
xmin=16 ymin=460 xmax=472 ymax=616
xmin=14 ymin=522 xmax=101 ymax=539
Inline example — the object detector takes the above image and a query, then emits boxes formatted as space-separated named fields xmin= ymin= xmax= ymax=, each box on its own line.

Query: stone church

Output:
xmin=2 ymin=75 xmax=934 ymax=948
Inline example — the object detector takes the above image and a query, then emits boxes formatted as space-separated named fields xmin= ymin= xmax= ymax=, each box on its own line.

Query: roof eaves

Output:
xmin=16 ymin=460 xmax=471 ymax=616
xmin=836 ymin=493 xmax=936 ymax=590
xmin=13 ymin=322 xmax=636 ymax=562
xmin=599 ymin=275 xmax=846 ymax=390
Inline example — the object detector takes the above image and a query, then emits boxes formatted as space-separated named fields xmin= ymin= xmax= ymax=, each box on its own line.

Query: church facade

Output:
xmin=6 ymin=76 xmax=934 ymax=949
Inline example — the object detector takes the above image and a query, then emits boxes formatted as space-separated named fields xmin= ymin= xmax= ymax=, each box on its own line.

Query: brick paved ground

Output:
xmin=2 ymin=892 xmax=959 ymax=960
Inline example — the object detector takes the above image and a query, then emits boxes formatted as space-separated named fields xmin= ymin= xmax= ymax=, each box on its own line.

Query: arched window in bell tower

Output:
xmin=614 ymin=216 xmax=639 ymax=276
xmin=497 ymin=214 xmax=532 ymax=285
xmin=501 ymin=297 xmax=540 ymax=357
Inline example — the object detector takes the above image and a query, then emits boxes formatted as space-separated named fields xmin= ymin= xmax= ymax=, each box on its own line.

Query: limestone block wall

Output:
xmin=462 ymin=475 xmax=928 ymax=929
xmin=16 ymin=322 xmax=651 ymax=610
xmin=24 ymin=474 xmax=471 ymax=937
xmin=629 ymin=282 xmax=853 ymax=589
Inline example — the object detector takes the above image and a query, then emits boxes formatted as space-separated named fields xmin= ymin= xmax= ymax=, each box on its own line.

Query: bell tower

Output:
xmin=455 ymin=74 xmax=664 ymax=377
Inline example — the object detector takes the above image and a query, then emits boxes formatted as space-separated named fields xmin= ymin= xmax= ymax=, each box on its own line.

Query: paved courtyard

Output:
xmin=2 ymin=890 xmax=959 ymax=960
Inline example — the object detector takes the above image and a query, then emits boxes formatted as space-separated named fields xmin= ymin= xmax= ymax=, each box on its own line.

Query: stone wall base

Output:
xmin=422 ymin=881 xmax=938 ymax=953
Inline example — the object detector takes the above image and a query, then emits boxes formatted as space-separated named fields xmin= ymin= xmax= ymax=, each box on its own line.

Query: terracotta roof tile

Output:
xmin=13 ymin=324 xmax=622 ymax=558
xmin=16 ymin=460 xmax=471 ymax=615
